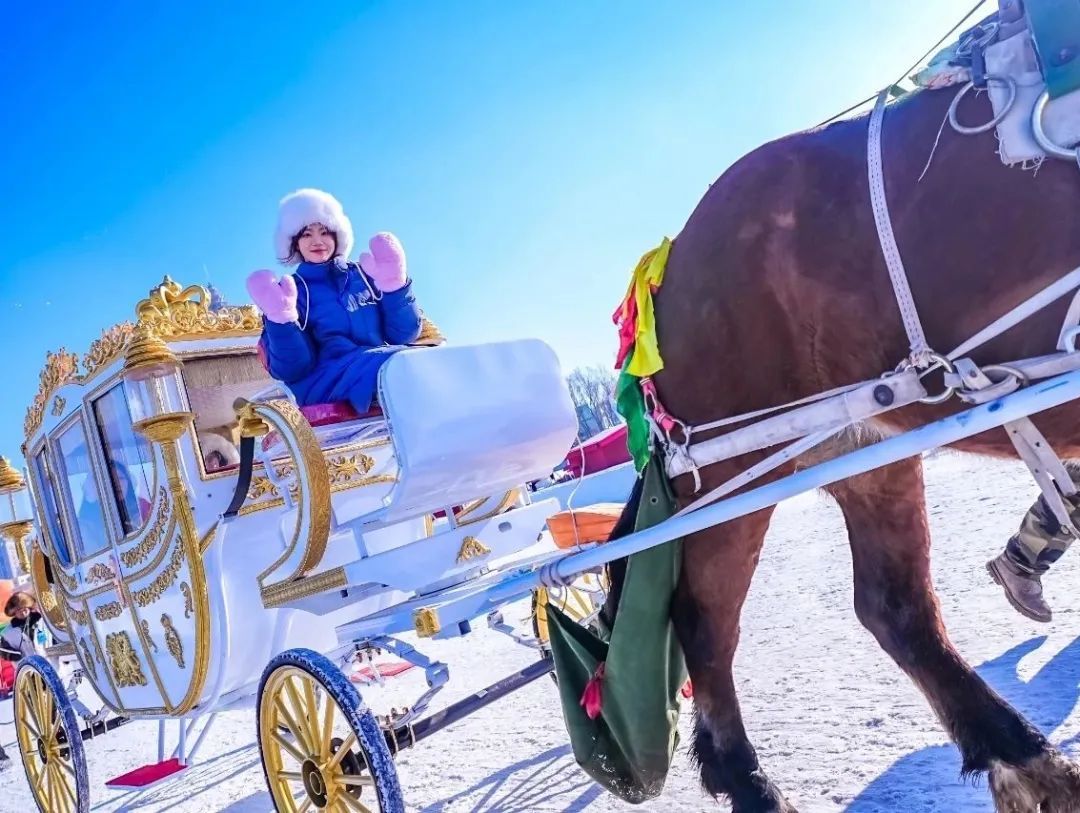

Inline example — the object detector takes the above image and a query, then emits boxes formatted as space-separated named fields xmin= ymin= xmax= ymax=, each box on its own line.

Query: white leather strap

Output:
xmin=869 ymin=89 xmax=932 ymax=366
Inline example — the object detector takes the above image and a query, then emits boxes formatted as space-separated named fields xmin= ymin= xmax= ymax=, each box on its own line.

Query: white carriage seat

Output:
xmin=368 ymin=338 xmax=579 ymax=525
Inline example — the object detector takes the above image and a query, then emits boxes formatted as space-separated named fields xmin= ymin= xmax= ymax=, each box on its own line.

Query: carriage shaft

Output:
xmin=383 ymin=658 xmax=553 ymax=753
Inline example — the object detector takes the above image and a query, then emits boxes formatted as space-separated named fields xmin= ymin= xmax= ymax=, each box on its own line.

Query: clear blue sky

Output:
xmin=0 ymin=0 xmax=988 ymax=463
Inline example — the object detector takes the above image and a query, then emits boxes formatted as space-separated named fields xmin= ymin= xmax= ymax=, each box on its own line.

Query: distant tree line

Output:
xmin=566 ymin=364 xmax=621 ymax=440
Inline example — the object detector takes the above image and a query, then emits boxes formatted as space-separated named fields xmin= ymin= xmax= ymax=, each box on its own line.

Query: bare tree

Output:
xmin=566 ymin=364 xmax=620 ymax=438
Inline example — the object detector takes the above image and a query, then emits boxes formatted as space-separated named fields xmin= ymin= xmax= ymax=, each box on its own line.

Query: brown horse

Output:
xmin=644 ymin=84 xmax=1080 ymax=811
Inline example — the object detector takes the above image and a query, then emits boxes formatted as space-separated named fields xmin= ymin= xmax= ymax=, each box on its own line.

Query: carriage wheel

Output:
xmin=531 ymin=569 xmax=609 ymax=646
xmin=13 ymin=655 xmax=89 ymax=813
xmin=258 ymin=648 xmax=403 ymax=813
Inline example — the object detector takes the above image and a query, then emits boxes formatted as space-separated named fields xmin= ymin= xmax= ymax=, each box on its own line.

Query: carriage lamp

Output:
xmin=122 ymin=322 xmax=193 ymax=443
xmin=0 ymin=456 xmax=36 ymax=576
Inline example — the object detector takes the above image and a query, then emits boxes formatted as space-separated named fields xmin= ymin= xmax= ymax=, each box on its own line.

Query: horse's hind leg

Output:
xmin=673 ymin=501 xmax=797 ymax=813
xmin=827 ymin=455 xmax=1080 ymax=812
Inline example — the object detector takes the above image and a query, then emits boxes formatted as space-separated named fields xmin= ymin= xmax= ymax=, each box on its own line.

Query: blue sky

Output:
xmin=0 ymin=0 xmax=989 ymax=463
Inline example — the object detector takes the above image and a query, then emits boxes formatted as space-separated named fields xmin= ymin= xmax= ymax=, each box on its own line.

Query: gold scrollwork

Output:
xmin=120 ymin=490 xmax=170 ymax=568
xmin=180 ymin=582 xmax=193 ymax=618
xmin=255 ymin=399 xmax=331 ymax=597
xmin=86 ymin=562 xmax=118 ymax=585
xmin=327 ymin=452 xmax=375 ymax=483
xmin=82 ymin=322 xmax=136 ymax=381
xmin=24 ymin=349 xmax=79 ymax=439
xmin=106 ymin=631 xmax=148 ymax=688
xmin=133 ymin=540 xmax=184 ymax=608
xmin=136 ymin=276 xmax=261 ymax=339
xmin=64 ymin=597 xmax=89 ymax=627
xmin=456 ymin=536 xmax=492 ymax=564
xmin=94 ymin=601 xmax=124 ymax=622
xmin=161 ymin=614 xmax=185 ymax=669
xmin=39 ymin=588 xmax=59 ymax=613
xmin=141 ymin=620 xmax=158 ymax=652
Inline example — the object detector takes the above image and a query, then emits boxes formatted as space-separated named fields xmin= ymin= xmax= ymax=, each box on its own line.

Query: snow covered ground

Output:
xmin=2 ymin=451 xmax=1079 ymax=812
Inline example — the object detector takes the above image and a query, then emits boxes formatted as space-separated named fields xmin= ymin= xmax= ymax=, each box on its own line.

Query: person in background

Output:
xmin=1 ymin=591 xmax=42 ymax=662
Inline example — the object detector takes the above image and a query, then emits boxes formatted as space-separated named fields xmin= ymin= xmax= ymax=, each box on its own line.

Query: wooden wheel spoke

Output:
xmin=23 ymin=681 xmax=44 ymax=735
xmin=22 ymin=711 xmax=43 ymax=743
xmin=56 ymin=763 xmax=77 ymax=812
xmin=276 ymin=770 xmax=304 ymax=782
xmin=273 ymin=730 xmax=308 ymax=764
xmin=300 ymin=677 xmax=322 ymax=759
xmin=276 ymin=697 xmax=314 ymax=757
xmin=295 ymin=794 xmax=314 ymax=813
xmin=336 ymin=791 xmax=374 ymax=813
xmin=335 ymin=774 xmax=375 ymax=788
xmin=58 ymin=754 xmax=77 ymax=778
xmin=283 ymin=678 xmax=315 ymax=755
xmin=321 ymin=694 xmax=336 ymax=763
xmin=325 ymin=732 xmax=357 ymax=771
xmin=45 ymin=763 xmax=59 ymax=813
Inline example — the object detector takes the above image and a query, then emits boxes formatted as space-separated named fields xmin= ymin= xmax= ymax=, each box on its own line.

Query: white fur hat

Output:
xmin=274 ymin=188 xmax=355 ymax=265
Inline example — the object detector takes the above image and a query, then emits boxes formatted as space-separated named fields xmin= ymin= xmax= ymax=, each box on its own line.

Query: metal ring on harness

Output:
xmin=981 ymin=363 xmax=1030 ymax=388
xmin=1032 ymin=90 xmax=1080 ymax=161
xmin=948 ymin=75 xmax=1017 ymax=136
xmin=917 ymin=353 xmax=958 ymax=405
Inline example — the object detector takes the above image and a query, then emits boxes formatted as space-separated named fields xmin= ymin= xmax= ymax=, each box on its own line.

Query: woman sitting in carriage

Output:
xmin=247 ymin=188 xmax=424 ymax=413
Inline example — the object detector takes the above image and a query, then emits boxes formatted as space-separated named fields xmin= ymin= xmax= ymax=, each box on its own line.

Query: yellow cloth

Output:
xmin=623 ymin=237 xmax=671 ymax=377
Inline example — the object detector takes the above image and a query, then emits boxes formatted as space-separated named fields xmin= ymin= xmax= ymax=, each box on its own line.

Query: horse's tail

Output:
xmin=598 ymin=473 xmax=645 ymax=630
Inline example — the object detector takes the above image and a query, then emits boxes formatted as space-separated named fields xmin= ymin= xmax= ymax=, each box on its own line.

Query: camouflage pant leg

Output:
xmin=1006 ymin=460 xmax=1080 ymax=573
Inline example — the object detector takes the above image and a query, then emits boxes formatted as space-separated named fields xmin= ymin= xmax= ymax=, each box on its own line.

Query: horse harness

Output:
xmin=649 ymin=0 xmax=1080 ymax=529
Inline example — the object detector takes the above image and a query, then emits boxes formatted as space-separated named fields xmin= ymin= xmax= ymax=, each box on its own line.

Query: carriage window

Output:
xmin=92 ymin=384 xmax=155 ymax=535
xmin=54 ymin=421 xmax=110 ymax=557
xmin=32 ymin=451 xmax=73 ymax=568
xmin=182 ymin=353 xmax=274 ymax=475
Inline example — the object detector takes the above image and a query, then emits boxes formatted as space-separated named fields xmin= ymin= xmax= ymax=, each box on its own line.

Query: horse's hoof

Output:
xmin=989 ymin=751 xmax=1080 ymax=812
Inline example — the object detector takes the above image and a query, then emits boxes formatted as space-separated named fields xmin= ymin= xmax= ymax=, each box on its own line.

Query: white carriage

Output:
xmin=4 ymin=277 xmax=595 ymax=812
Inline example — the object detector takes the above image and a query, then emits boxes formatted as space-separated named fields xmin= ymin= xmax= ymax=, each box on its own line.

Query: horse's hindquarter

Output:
xmin=655 ymin=87 xmax=1080 ymax=461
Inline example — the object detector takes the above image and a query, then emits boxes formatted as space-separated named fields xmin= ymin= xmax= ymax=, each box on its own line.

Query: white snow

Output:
xmin=2 ymin=451 xmax=1079 ymax=812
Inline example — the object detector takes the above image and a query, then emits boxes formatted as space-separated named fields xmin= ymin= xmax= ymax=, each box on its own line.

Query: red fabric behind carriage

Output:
xmin=563 ymin=424 xmax=631 ymax=478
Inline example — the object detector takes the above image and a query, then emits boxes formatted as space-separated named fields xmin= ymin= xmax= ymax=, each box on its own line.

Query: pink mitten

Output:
xmin=358 ymin=232 xmax=407 ymax=293
xmin=246 ymin=269 xmax=299 ymax=324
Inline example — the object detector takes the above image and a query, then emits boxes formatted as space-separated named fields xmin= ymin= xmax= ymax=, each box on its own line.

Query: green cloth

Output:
xmin=1026 ymin=0 xmax=1080 ymax=99
xmin=547 ymin=455 xmax=686 ymax=803
xmin=616 ymin=354 xmax=651 ymax=472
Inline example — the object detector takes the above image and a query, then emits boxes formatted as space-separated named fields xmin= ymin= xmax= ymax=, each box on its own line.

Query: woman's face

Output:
xmin=297 ymin=223 xmax=336 ymax=263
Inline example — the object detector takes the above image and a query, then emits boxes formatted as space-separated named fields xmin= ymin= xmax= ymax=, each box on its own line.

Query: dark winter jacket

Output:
xmin=261 ymin=258 xmax=423 ymax=411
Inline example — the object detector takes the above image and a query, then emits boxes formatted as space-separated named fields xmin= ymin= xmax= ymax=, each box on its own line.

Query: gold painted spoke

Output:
xmin=276 ymin=770 xmax=304 ymax=782
xmin=276 ymin=697 xmax=314 ymax=757
xmin=295 ymin=795 xmax=314 ymax=813
xmin=57 ymin=764 xmax=77 ymax=805
xmin=336 ymin=791 xmax=374 ymax=813
xmin=53 ymin=763 xmax=75 ymax=813
xmin=273 ymin=730 xmax=308 ymax=764
xmin=320 ymin=694 xmax=336 ymax=763
xmin=21 ymin=711 xmax=44 ymax=743
xmin=283 ymin=678 xmax=315 ymax=755
xmin=300 ymin=677 xmax=322 ymax=759
xmin=46 ymin=764 xmax=59 ymax=813
xmin=22 ymin=681 xmax=44 ymax=735
xmin=335 ymin=774 xmax=375 ymax=788
xmin=325 ymin=732 xmax=357 ymax=771
xmin=58 ymin=754 xmax=77 ymax=778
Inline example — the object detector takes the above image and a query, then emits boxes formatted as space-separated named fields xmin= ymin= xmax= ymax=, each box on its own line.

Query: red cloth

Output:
xmin=580 ymin=661 xmax=606 ymax=720
xmin=564 ymin=425 xmax=631 ymax=478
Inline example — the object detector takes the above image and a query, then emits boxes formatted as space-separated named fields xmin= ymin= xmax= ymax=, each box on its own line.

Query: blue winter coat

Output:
xmin=261 ymin=258 xmax=423 ymax=412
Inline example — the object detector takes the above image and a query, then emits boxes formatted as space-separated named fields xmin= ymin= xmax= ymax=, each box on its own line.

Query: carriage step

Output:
xmin=105 ymin=757 xmax=187 ymax=789
xmin=350 ymin=661 xmax=415 ymax=684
